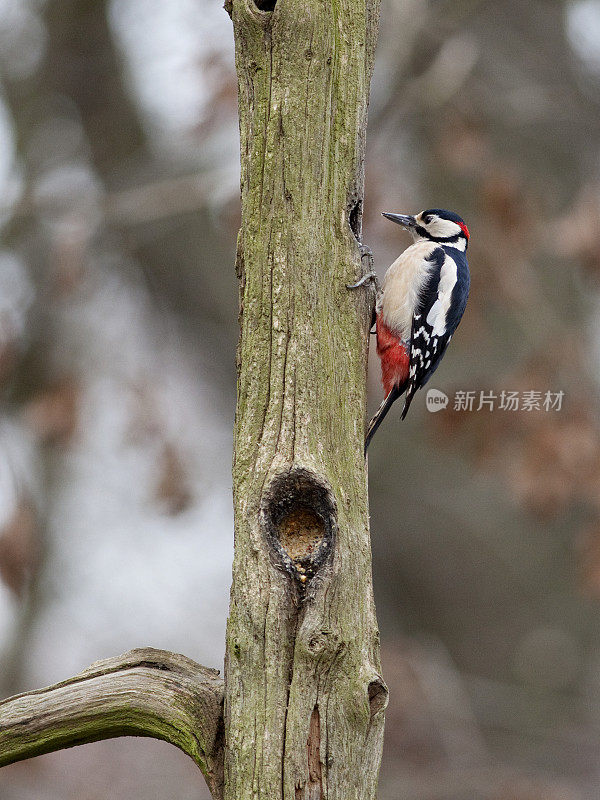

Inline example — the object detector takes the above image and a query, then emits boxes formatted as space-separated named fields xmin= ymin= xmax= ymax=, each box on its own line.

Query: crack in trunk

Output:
xmin=295 ymin=706 xmax=322 ymax=800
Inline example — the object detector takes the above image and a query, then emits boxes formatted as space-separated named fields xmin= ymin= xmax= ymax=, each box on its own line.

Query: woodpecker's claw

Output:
xmin=360 ymin=244 xmax=374 ymax=268
xmin=347 ymin=245 xmax=380 ymax=291
xmin=346 ymin=271 xmax=378 ymax=290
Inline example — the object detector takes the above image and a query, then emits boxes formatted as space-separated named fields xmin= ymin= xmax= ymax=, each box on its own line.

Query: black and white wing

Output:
xmin=401 ymin=246 xmax=470 ymax=419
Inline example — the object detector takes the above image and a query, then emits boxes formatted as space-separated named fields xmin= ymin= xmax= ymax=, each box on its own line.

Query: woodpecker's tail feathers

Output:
xmin=400 ymin=387 xmax=416 ymax=420
xmin=365 ymin=384 xmax=402 ymax=453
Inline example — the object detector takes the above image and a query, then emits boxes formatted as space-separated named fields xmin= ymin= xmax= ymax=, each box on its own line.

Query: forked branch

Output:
xmin=0 ymin=648 xmax=225 ymax=799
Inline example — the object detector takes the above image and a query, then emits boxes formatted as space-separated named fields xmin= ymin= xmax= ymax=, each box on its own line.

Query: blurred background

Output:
xmin=0 ymin=0 xmax=600 ymax=798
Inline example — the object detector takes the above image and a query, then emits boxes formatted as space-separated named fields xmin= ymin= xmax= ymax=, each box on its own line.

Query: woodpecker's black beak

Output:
xmin=382 ymin=212 xmax=416 ymax=229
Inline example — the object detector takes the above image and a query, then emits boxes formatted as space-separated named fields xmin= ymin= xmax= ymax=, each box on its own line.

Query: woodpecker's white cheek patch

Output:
xmin=427 ymin=217 xmax=462 ymax=239
xmin=426 ymin=254 xmax=458 ymax=336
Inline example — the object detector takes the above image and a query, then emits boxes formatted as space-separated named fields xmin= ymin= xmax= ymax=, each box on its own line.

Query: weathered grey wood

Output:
xmin=226 ymin=0 xmax=385 ymax=797
xmin=0 ymin=648 xmax=225 ymax=799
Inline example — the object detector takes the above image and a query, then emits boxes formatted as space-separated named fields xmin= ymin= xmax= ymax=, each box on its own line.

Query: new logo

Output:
xmin=426 ymin=389 xmax=449 ymax=412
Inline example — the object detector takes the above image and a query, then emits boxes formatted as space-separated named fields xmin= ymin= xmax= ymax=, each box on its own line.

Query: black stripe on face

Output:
xmin=416 ymin=225 xmax=461 ymax=243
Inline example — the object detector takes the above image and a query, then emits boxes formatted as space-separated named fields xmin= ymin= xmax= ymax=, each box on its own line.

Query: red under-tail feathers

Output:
xmin=375 ymin=313 xmax=409 ymax=396
xmin=365 ymin=314 xmax=409 ymax=452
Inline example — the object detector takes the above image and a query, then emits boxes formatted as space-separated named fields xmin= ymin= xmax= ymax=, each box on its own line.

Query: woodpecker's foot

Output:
xmin=360 ymin=244 xmax=374 ymax=270
xmin=347 ymin=244 xmax=380 ymax=291
xmin=346 ymin=271 xmax=378 ymax=290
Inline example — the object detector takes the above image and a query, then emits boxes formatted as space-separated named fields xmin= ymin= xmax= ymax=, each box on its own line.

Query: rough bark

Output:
xmin=225 ymin=0 xmax=384 ymax=798
xmin=0 ymin=648 xmax=225 ymax=799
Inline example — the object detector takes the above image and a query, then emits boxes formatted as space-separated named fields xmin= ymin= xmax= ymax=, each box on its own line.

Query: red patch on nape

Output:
xmin=458 ymin=221 xmax=470 ymax=240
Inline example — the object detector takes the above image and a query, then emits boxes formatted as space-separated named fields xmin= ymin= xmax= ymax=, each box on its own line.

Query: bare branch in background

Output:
xmin=0 ymin=648 xmax=225 ymax=799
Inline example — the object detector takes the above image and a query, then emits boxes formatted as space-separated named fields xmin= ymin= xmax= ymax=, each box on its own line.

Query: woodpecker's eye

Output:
xmin=422 ymin=214 xmax=432 ymax=224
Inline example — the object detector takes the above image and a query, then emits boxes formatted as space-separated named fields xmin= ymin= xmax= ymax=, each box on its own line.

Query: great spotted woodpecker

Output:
xmin=349 ymin=209 xmax=470 ymax=450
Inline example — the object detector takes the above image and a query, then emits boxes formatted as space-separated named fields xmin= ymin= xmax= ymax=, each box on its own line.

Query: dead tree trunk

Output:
xmin=0 ymin=0 xmax=384 ymax=797
xmin=225 ymin=0 xmax=384 ymax=797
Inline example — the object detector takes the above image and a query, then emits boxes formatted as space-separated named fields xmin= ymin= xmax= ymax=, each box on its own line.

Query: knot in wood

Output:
xmin=367 ymin=677 xmax=389 ymax=718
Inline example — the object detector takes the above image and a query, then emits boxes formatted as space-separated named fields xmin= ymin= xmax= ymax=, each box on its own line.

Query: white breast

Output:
xmin=379 ymin=240 xmax=438 ymax=339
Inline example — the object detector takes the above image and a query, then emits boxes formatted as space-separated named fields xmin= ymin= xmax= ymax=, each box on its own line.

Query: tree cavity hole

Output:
xmin=262 ymin=468 xmax=336 ymax=588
